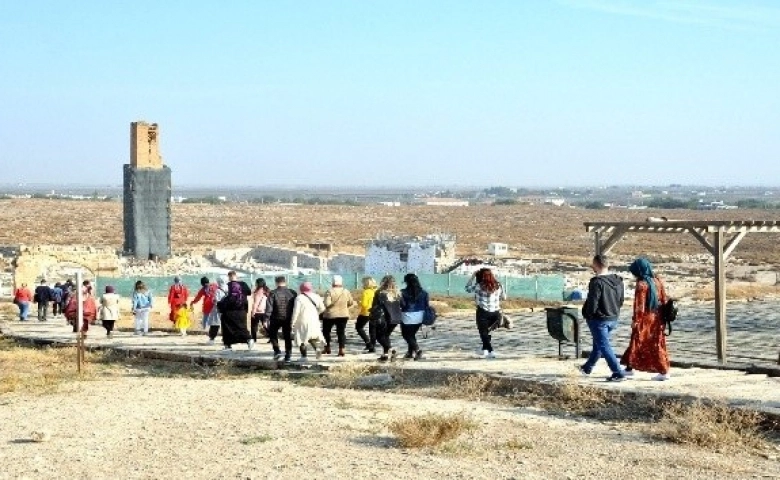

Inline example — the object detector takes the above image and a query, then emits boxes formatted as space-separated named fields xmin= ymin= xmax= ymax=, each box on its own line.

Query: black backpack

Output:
xmin=660 ymin=298 xmax=678 ymax=336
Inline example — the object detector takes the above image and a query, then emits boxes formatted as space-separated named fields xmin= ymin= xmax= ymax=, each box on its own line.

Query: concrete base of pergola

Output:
xmin=585 ymin=220 xmax=780 ymax=364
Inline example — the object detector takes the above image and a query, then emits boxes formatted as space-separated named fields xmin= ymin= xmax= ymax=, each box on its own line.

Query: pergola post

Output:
xmin=594 ymin=231 xmax=602 ymax=256
xmin=713 ymin=229 xmax=727 ymax=363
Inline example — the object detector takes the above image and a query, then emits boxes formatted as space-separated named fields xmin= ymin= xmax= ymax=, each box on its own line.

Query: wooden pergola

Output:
xmin=584 ymin=220 xmax=780 ymax=364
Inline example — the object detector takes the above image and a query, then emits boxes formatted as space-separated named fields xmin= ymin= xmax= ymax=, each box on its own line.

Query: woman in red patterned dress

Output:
xmin=621 ymin=258 xmax=671 ymax=381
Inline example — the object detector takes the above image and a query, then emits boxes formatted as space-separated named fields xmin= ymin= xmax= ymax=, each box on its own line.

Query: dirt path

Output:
xmin=1 ymin=372 xmax=778 ymax=479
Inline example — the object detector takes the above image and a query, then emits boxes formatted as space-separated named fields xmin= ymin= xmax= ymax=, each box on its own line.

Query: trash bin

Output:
xmin=545 ymin=306 xmax=581 ymax=359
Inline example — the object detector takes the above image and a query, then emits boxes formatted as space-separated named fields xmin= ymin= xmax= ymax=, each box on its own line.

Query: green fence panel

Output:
xmin=95 ymin=272 xmax=565 ymax=301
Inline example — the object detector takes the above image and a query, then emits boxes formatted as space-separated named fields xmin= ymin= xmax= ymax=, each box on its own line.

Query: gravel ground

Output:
xmin=1 ymin=372 xmax=778 ymax=480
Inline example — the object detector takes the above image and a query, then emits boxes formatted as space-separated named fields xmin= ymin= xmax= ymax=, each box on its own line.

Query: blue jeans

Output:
xmin=18 ymin=301 xmax=30 ymax=320
xmin=582 ymin=318 xmax=623 ymax=377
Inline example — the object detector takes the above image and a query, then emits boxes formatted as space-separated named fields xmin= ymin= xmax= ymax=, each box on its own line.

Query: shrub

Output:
xmin=388 ymin=413 xmax=477 ymax=448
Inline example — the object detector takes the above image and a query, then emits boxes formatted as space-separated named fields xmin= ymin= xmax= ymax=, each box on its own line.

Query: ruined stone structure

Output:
xmin=13 ymin=245 xmax=120 ymax=288
xmin=123 ymin=121 xmax=172 ymax=260
xmin=365 ymin=234 xmax=457 ymax=275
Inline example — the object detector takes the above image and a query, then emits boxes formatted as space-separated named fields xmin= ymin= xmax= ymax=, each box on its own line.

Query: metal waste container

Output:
xmin=545 ymin=306 xmax=581 ymax=359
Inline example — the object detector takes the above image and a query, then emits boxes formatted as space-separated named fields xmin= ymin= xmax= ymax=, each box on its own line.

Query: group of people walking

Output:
xmin=581 ymin=255 xmax=671 ymax=382
xmin=10 ymin=257 xmax=672 ymax=379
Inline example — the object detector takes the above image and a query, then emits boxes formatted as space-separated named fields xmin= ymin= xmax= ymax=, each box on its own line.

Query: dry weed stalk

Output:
xmin=441 ymin=374 xmax=495 ymax=401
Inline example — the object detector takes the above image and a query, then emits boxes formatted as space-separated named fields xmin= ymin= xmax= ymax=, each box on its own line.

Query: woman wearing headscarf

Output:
xmin=205 ymin=277 xmax=227 ymax=345
xmin=322 ymin=275 xmax=355 ymax=357
xmin=99 ymin=285 xmax=121 ymax=338
xmin=290 ymin=282 xmax=326 ymax=362
xmin=621 ymin=258 xmax=671 ymax=381
xmin=250 ymin=278 xmax=270 ymax=343
xmin=167 ymin=277 xmax=189 ymax=324
xmin=216 ymin=273 xmax=254 ymax=351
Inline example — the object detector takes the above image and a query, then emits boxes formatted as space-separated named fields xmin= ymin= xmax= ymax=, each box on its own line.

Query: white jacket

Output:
xmin=291 ymin=293 xmax=326 ymax=347
xmin=99 ymin=293 xmax=121 ymax=321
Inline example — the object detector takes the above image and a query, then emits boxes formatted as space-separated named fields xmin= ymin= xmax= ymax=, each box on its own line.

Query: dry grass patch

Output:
xmin=0 ymin=339 xmax=98 ymax=395
xmin=321 ymin=362 xmax=373 ymax=388
xmin=388 ymin=412 xmax=477 ymax=449
xmin=653 ymin=401 xmax=767 ymax=452
xmin=441 ymin=374 xmax=495 ymax=401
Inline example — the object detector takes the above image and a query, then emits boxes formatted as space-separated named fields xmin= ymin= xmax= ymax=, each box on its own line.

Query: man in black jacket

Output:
xmin=265 ymin=276 xmax=297 ymax=363
xmin=580 ymin=255 xmax=626 ymax=381
xmin=34 ymin=280 xmax=53 ymax=322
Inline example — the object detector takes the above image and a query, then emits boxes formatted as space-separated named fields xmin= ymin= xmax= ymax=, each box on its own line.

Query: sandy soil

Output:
xmin=1 ymin=372 xmax=778 ymax=480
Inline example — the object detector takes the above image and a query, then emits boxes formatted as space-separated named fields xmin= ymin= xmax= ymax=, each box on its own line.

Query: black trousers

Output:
xmin=269 ymin=317 xmax=292 ymax=355
xmin=52 ymin=302 xmax=61 ymax=316
xmin=401 ymin=323 xmax=422 ymax=354
xmin=322 ymin=317 xmax=348 ymax=349
xmin=476 ymin=308 xmax=501 ymax=352
xmin=377 ymin=323 xmax=398 ymax=354
xmin=355 ymin=315 xmax=376 ymax=347
xmin=208 ymin=325 xmax=220 ymax=340
xmin=250 ymin=314 xmax=265 ymax=342
xmin=102 ymin=320 xmax=115 ymax=335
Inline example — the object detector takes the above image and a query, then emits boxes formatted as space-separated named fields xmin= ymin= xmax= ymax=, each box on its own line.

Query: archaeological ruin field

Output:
xmin=3 ymin=199 xmax=780 ymax=265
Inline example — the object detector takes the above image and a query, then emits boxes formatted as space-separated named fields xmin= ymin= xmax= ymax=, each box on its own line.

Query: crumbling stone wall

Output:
xmin=13 ymin=245 xmax=120 ymax=288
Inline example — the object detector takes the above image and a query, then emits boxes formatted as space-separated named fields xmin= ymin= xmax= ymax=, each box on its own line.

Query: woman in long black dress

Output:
xmin=217 ymin=272 xmax=255 ymax=351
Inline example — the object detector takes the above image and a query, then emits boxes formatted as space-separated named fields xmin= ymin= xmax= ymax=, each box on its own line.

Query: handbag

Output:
xmin=422 ymin=306 xmax=437 ymax=326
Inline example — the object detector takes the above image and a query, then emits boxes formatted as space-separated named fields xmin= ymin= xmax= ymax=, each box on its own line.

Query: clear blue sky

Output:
xmin=1 ymin=0 xmax=778 ymax=187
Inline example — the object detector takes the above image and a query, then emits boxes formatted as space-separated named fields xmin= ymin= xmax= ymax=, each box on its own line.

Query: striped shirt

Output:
xmin=465 ymin=282 xmax=506 ymax=313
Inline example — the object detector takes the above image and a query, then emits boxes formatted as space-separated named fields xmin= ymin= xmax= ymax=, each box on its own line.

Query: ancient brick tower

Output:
xmin=123 ymin=121 xmax=172 ymax=260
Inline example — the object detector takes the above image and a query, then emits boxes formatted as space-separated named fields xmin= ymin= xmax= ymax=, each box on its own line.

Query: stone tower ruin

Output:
xmin=123 ymin=121 xmax=172 ymax=260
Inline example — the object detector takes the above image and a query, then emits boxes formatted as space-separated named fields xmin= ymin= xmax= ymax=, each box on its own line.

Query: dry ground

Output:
xmin=3 ymin=199 xmax=780 ymax=263
xmin=1 ymin=340 xmax=779 ymax=479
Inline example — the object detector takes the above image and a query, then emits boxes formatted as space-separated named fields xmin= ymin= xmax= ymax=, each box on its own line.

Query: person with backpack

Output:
xmin=399 ymin=273 xmax=430 ymax=361
xmin=250 ymin=278 xmax=270 ymax=343
xmin=167 ymin=277 xmax=189 ymax=324
xmin=190 ymin=277 xmax=217 ymax=330
xmin=132 ymin=281 xmax=153 ymax=336
xmin=372 ymin=275 xmax=403 ymax=362
xmin=322 ymin=275 xmax=355 ymax=357
xmin=466 ymin=268 xmax=507 ymax=359
xmin=216 ymin=271 xmax=254 ymax=351
xmin=265 ymin=276 xmax=297 ymax=362
xmin=355 ymin=276 xmax=378 ymax=353
xmin=13 ymin=283 xmax=33 ymax=321
xmin=51 ymin=282 xmax=64 ymax=318
xmin=580 ymin=254 xmax=626 ymax=382
xmin=620 ymin=258 xmax=671 ymax=381
xmin=290 ymin=282 xmax=326 ymax=362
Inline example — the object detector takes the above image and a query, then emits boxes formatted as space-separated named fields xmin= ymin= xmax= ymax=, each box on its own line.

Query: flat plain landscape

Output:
xmin=2 ymin=199 xmax=780 ymax=263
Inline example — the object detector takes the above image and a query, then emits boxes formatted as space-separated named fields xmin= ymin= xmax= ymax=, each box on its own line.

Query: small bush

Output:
xmin=653 ymin=401 xmax=766 ymax=452
xmin=240 ymin=435 xmax=273 ymax=445
xmin=388 ymin=412 xmax=477 ymax=448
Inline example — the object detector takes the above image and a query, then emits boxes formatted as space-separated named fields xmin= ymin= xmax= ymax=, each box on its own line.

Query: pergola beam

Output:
xmin=723 ymin=231 xmax=746 ymax=260
xmin=688 ymin=228 xmax=715 ymax=256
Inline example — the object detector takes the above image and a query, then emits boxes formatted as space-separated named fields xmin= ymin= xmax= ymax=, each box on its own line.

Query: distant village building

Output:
xmin=487 ymin=243 xmax=508 ymax=256
xmin=517 ymin=196 xmax=566 ymax=206
xmin=698 ymin=201 xmax=738 ymax=211
xmin=419 ymin=198 xmax=470 ymax=207
xmin=378 ymin=201 xmax=401 ymax=207
xmin=365 ymin=234 xmax=457 ymax=274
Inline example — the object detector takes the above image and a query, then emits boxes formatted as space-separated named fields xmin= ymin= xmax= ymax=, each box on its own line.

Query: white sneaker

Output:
xmin=207 ymin=339 xmax=215 ymax=346
xmin=623 ymin=369 xmax=635 ymax=377
xmin=247 ymin=340 xmax=255 ymax=351
xmin=487 ymin=351 xmax=497 ymax=359
xmin=481 ymin=350 xmax=489 ymax=359
xmin=652 ymin=374 xmax=670 ymax=381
